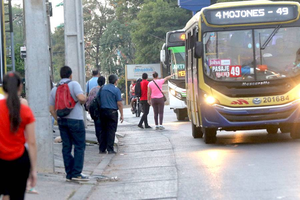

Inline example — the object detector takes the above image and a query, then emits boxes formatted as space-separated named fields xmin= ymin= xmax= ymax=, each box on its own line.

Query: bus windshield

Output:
xmin=203 ymin=27 xmax=300 ymax=82
xmin=169 ymin=46 xmax=185 ymax=79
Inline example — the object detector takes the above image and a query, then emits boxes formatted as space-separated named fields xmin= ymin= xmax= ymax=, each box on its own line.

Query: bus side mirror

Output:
xmin=194 ymin=42 xmax=203 ymax=58
xmin=160 ymin=50 xmax=166 ymax=66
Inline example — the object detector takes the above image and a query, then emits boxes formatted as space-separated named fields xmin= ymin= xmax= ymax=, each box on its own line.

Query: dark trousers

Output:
xmin=138 ymin=100 xmax=150 ymax=126
xmin=58 ymin=118 xmax=86 ymax=179
xmin=151 ymin=97 xmax=165 ymax=125
xmin=94 ymin=118 xmax=102 ymax=151
xmin=0 ymin=148 xmax=30 ymax=200
xmin=100 ymin=109 xmax=118 ymax=152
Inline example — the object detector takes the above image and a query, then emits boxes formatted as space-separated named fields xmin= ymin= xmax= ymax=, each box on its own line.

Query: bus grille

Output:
xmin=218 ymin=108 xmax=295 ymax=122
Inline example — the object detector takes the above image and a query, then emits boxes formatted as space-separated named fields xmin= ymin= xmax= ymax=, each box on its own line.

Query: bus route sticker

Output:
xmin=211 ymin=65 xmax=230 ymax=78
xmin=209 ymin=59 xmax=231 ymax=66
xmin=229 ymin=65 xmax=242 ymax=77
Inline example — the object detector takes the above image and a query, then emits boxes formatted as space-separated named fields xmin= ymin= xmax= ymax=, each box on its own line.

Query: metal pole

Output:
xmin=10 ymin=32 xmax=15 ymax=71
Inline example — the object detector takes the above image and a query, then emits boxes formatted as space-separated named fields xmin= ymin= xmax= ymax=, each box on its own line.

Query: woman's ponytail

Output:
xmin=3 ymin=72 xmax=21 ymax=133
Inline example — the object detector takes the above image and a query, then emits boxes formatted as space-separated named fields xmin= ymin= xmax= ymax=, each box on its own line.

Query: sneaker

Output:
xmin=159 ymin=126 xmax=165 ymax=130
xmin=155 ymin=126 xmax=160 ymax=130
xmin=145 ymin=125 xmax=152 ymax=128
xmin=72 ymin=174 xmax=89 ymax=181
xmin=108 ymin=151 xmax=117 ymax=154
xmin=66 ymin=178 xmax=72 ymax=182
xmin=138 ymin=124 xmax=144 ymax=129
xmin=99 ymin=150 xmax=107 ymax=154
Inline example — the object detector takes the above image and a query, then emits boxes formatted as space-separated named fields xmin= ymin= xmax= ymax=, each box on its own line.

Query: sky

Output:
xmin=11 ymin=0 xmax=64 ymax=32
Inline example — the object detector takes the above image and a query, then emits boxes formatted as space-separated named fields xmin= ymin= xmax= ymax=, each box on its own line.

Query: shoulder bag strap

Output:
xmin=96 ymin=86 xmax=103 ymax=108
xmin=153 ymin=80 xmax=164 ymax=96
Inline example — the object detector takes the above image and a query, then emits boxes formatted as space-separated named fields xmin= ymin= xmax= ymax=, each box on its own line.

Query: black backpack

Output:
xmin=88 ymin=88 xmax=102 ymax=120
xmin=135 ymin=78 xmax=142 ymax=97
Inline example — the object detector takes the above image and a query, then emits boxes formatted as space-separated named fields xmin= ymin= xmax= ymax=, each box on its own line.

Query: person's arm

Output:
xmin=86 ymin=81 xmax=89 ymax=97
xmin=77 ymin=94 xmax=86 ymax=104
xmin=49 ymin=105 xmax=57 ymax=121
xmin=163 ymin=74 xmax=173 ymax=82
xmin=117 ymin=101 xmax=124 ymax=123
xmin=147 ymin=86 xmax=151 ymax=105
xmin=25 ymin=122 xmax=37 ymax=188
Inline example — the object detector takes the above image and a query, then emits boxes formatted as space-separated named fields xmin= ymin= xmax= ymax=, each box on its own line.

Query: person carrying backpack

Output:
xmin=49 ymin=66 xmax=89 ymax=182
xmin=86 ymin=76 xmax=105 ymax=152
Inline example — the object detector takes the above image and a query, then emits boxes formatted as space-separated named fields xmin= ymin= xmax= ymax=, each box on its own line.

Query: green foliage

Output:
xmin=117 ymin=74 xmax=125 ymax=94
xmin=51 ymin=27 xmax=65 ymax=82
xmin=131 ymin=0 xmax=192 ymax=64
xmin=100 ymin=20 xmax=133 ymax=75
xmin=83 ymin=0 xmax=114 ymax=72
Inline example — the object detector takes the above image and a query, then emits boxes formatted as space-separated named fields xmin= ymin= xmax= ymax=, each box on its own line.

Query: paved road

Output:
xmin=89 ymin=106 xmax=300 ymax=200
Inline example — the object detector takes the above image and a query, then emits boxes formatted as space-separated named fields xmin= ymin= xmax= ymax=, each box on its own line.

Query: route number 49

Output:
xmin=276 ymin=7 xmax=289 ymax=15
xmin=229 ymin=65 xmax=241 ymax=77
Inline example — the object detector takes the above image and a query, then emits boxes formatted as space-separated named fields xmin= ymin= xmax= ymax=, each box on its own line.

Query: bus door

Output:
xmin=187 ymin=27 xmax=201 ymax=126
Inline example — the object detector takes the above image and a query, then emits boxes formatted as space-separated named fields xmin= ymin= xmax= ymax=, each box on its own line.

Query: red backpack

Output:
xmin=55 ymin=81 xmax=76 ymax=117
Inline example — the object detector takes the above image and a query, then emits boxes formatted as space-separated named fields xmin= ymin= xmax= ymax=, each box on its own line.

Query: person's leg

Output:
xmin=68 ymin=119 xmax=86 ymax=178
xmin=138 ymin=101 xmax=146 ymax=126
xmin=58 ymin=118 xmax=74 ymax=180
xmin=7 ymin=149 xmax=30 ymax=200
xmin=158 ymin=97 xmax=165 ymax=125
xmin=106 ymin=110 xmax=118 ymax=152
xmin=151 ymin=98 xmax=159 ymax=126
xmin=94 ymin=118 xmax=102 ymax=151
xmin=99 ymin=110 xmax=108 ymax=152
xmin=144 ymin=102 xmax=150 ymax=127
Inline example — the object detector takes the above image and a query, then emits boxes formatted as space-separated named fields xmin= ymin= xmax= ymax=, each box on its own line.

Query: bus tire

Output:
xmin=266 ymin=127 xmax=278 ymax=134
xmin=280 ymin=127 xmax=291 ymax=133
xmin=204 ymin=128 xmax=217 ymax=144
xmin=191 ymin=122 xmax=203 ymax=138
xmin=176 ymin=109 xmax=187 ymax=121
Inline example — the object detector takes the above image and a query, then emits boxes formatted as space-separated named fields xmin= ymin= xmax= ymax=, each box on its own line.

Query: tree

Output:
xmin=109 ymin=0 xmax=145 ymax=24
xmin=83 ymin=0 xmax=114 ymax=73
xmin=51 ymin=27 xmax=65 ymax=82
xmin=131 ymin=0 xmax=192 ymax=64
xmin=99 ymin=20 xmax=133 ymax=76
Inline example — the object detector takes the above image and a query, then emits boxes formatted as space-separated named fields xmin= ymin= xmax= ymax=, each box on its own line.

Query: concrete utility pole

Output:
xmin=24 ymin=0 xmax=54 ymax=172
xmin=64 ymin=0 xmax=86 ymax=88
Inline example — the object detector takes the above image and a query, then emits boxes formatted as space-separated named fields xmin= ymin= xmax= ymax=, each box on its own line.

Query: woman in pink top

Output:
xmin=147 ymin=72 xmax=173 ymax=130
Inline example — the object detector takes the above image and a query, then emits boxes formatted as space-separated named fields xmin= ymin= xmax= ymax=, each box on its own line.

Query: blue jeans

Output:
xmin=58 ymin=118 xmax=86 ymax=179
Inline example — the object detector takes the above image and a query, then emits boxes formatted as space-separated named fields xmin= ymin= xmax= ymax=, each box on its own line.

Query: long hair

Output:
xmin=3 ymin=72 xmax=22 ymax=133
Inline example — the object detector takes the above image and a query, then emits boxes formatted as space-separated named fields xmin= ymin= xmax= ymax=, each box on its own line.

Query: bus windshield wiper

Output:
xmin=260 ymin=25 xmax=281 ymax=50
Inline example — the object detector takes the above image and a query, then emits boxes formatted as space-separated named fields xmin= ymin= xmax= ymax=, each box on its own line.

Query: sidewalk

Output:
xmin=25 ymin=119 xmax=127 ymax=200
xmin=26 ymin=106 xmax=178 ymax=200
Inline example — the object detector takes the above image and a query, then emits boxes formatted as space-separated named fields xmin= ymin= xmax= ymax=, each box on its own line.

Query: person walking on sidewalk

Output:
xmin=85 ymin=76 xmax=106 ymax=152
xmin=86 ymin=69 xmax=100 ymax=96
xmin=148 ymin=72 xmax=173 ymax=130
xmin=138 ymin=73 xmax=151 ymax=129
xmin=49 ymin=66 xmax=89 ymax=181
xmin=0 ymin=72 xmax=37 ymax=200
xmin=99 ymin=74 xmax=124 ymax=154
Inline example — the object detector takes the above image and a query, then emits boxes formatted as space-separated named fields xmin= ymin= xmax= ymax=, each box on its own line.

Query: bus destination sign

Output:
xmin=203 ymin=5 xmax=298 ymax=25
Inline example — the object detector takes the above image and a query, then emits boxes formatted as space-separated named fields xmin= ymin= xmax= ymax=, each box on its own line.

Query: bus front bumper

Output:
xmin=201 ymin=100 xmax=300 ymax=131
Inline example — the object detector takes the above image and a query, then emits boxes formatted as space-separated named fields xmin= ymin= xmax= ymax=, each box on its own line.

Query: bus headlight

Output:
xmin=204 ymin=95 xmax=216 ymax=105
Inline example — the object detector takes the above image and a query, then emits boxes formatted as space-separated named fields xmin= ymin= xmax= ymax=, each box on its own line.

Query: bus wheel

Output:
xmin=280 ymin=127 xmax=291 ymax=133
xmin=176 ymin=109 xmax=187 ymax=121
xmin=204 ymin=128 xmax=217 ymax=144
xmin=191 ymin=122 xmax=203 ymax=138
xmin=266 ymin=127 xmax=278 ymax=134
xmin=290 ymin=129 xmax=300 ymax=139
